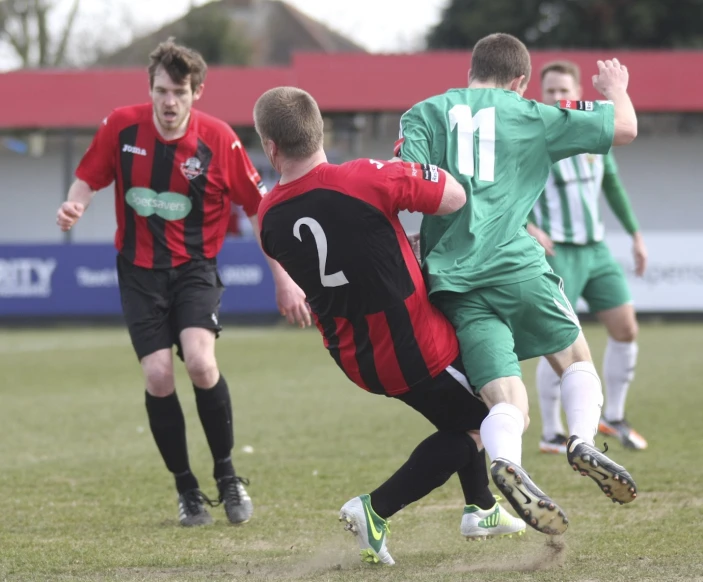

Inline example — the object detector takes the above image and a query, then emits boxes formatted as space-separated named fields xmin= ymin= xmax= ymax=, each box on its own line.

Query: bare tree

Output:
xmin=65 ymin=2 xmax=143 ymax=67
xmin=0 ymin=0 xmax=80 ymax=67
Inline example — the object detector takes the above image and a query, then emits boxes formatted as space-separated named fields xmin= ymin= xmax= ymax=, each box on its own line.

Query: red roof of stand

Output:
xmin=2 ymin=51 xmax=702 ymax=129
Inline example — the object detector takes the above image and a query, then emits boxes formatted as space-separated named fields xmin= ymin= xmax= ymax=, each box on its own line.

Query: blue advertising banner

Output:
xmin=0 ymin=240 xmax=277 ymax=317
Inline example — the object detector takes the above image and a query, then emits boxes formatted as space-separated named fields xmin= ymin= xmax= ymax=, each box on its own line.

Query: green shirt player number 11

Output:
xmin=395 ymin=89 xmax=615 ymax=295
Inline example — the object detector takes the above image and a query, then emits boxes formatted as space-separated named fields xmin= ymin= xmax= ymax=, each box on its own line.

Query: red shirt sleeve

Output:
xmin=75 ymin=113 xmax=117 ymax=191
xmin=227 ymin=133 xmax=265 ymax=217
xmin=381 ymin=160 xmax=446 ymax=215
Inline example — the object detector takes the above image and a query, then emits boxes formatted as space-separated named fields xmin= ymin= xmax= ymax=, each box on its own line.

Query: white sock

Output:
xmin=480 ymin=402 xmax=525 ymax=465
xmin=536 ymin=357 xmax=565 ymax=440
xmin=602 ymin=338 xmax=638 ymax=422
xmin=561 ymin=362 xmax=603 ymax=446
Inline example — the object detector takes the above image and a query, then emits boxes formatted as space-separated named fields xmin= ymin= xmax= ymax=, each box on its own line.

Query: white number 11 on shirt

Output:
xmin=448 ymin=105 xmax=496 ymax=182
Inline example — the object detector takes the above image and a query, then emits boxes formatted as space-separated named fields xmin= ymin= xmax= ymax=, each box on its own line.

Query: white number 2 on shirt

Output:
xmin=293 ymin=217 xmax=349 ymax=287
xmin=448 ymin=105 xmax=495 ymax=182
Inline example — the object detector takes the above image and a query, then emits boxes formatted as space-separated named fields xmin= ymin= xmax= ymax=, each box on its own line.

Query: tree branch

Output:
xmin=18 ymin=0 xmax=31 ymax=65
xmin=52 ymin=0 xmax=79 ymax=66
xmin=35 ymin=0 xmax=49 ymax=66
xmin=0 ymin=0 xmax=33 ymax=65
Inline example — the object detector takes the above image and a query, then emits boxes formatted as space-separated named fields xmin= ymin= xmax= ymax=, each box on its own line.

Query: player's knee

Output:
xmin=548 ymin=334 xmax=593 ymax=375
xmin=184 ymin=353 xmax=219 ymax=388
xmin=523 ymin=412 xmax=531 ymax=432
xmin=141 ymin=351 xmax=175 ymax=396
xmin=143 ymin=361 xmax=175 ymax=397
xmin=611 ymin=320 xmax=638 ymax=343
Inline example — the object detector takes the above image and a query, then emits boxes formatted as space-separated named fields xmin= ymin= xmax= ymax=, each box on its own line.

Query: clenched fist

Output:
xmin=56 ymin=201 xmax=85 ymax=232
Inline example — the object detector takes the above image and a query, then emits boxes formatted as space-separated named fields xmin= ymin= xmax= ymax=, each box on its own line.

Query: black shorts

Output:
xmin=395 ymin=356 xmax=487 ymax=432
xmin=117 ymin=254 xmax=224 ymax=361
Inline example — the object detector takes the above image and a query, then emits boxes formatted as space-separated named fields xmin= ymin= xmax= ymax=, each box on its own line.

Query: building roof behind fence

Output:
xmin=2 ymin=51 xmax=701 ymax=129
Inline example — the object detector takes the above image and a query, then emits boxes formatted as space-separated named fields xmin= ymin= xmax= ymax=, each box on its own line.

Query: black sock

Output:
xmin=457 ymin=446 xmax=496 ymax=510
xmin=369 ymin=431 xmax=474 ymax=519
xmin=145 ymin=391 xmax=198 ymax=494
xmin=194 ymin=375 xmax=235 ymax=482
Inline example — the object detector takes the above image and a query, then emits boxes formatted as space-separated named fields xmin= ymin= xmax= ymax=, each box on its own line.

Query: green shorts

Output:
xmin=433 ymin=272 xmax=581 ymax=392
xmin=547 ymin=241 xmax=631 ymax=313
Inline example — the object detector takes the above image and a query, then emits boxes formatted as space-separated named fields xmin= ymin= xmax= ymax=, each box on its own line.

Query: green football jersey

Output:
xmin=397 ymin=88 xmax=615 ymax=294
xmin=531 ymin=152 xmax=625 ymax=244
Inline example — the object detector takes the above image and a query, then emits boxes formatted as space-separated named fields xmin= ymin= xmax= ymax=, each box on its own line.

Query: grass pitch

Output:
xmin=1 ymin=323 xmax=702 ymax=581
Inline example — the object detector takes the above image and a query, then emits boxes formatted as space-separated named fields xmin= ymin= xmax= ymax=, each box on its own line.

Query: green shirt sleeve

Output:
xmin=602 ymin=153 xmax=639 ymax=234
xmin=539 ymin=100 xmax=615 ymax=164
xmin=396 ymin=105 xmax=433 ymax=165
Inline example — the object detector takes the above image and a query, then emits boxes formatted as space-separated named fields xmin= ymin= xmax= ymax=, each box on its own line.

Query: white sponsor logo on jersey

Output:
xmin=430 ymin=165 xmax=439 ymax=183
xmin=122 ymin=144 xmax=147 ymax=156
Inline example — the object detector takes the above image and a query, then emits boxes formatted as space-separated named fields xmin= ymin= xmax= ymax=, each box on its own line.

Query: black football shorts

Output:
xmin=395 ymin=356 xmax=488 ymax=432
xmin=117 ymin=253 xmax=224 ymax=361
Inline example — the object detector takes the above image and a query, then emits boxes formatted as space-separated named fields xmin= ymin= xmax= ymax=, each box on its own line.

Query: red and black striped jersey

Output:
xmin=76 ymin=104 xmax=265 ymax=269
xmin=258 ymin=159 xmax=460 ymax=396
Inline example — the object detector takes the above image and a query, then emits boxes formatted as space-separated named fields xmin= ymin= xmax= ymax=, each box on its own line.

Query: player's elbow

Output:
xmin=434 ymin=175 xmax=466 ymax=216
xmin=613 ymin=120 xmax=638 ymax=146
xmin=435 ymin=187 xmax=466 ymax=215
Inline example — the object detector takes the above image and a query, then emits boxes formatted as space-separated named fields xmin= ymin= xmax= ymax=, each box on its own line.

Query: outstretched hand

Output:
xmin=592 ymin=58 xmax=629 ymax=98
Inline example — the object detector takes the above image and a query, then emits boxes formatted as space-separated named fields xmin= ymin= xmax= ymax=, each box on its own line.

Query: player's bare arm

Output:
xmin=248 ymin=214 xmax=311 ymax=329
xmin=436 ymin=169 xmax=466 ymax=215
xmin=632 ymin=231 xmax=648 ymax=276
xmin=592 ymin=58 xmax=637 ymax=145
xmin=56 ymin=179 xmax=96 ymax=231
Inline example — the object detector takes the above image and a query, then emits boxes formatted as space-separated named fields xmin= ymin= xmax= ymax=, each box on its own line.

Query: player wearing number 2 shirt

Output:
xmin=255 ymin=86 xmax=525 ymax=565
xmin=259 ymin=155 xmax=460 ymax=397
xmin=396 ymin=33 xmax=639 ymax=535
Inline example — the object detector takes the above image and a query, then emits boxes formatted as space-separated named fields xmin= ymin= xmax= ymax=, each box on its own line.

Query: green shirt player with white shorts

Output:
xmin=395 ymin=34 xmax=639 ymax=535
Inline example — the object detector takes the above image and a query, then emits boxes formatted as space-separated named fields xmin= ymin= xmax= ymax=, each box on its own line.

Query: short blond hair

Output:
xmin=253 ymin=87 xmax=324 ymax=159
xmin=540 ymin=60 xmax=581 ymax=84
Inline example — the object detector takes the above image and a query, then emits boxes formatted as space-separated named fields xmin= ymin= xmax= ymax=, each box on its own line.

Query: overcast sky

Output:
xmin=173 ymin=0 xmax=449 ymax=52
xmin=0 ymin=0 xmax=449 ymax=69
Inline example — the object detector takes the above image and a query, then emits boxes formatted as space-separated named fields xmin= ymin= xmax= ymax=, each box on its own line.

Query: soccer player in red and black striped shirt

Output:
xmin=255 ymin=87 xmax=525 ymax=564
xmin=55 ymin=40 xmax=310 ymax=528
